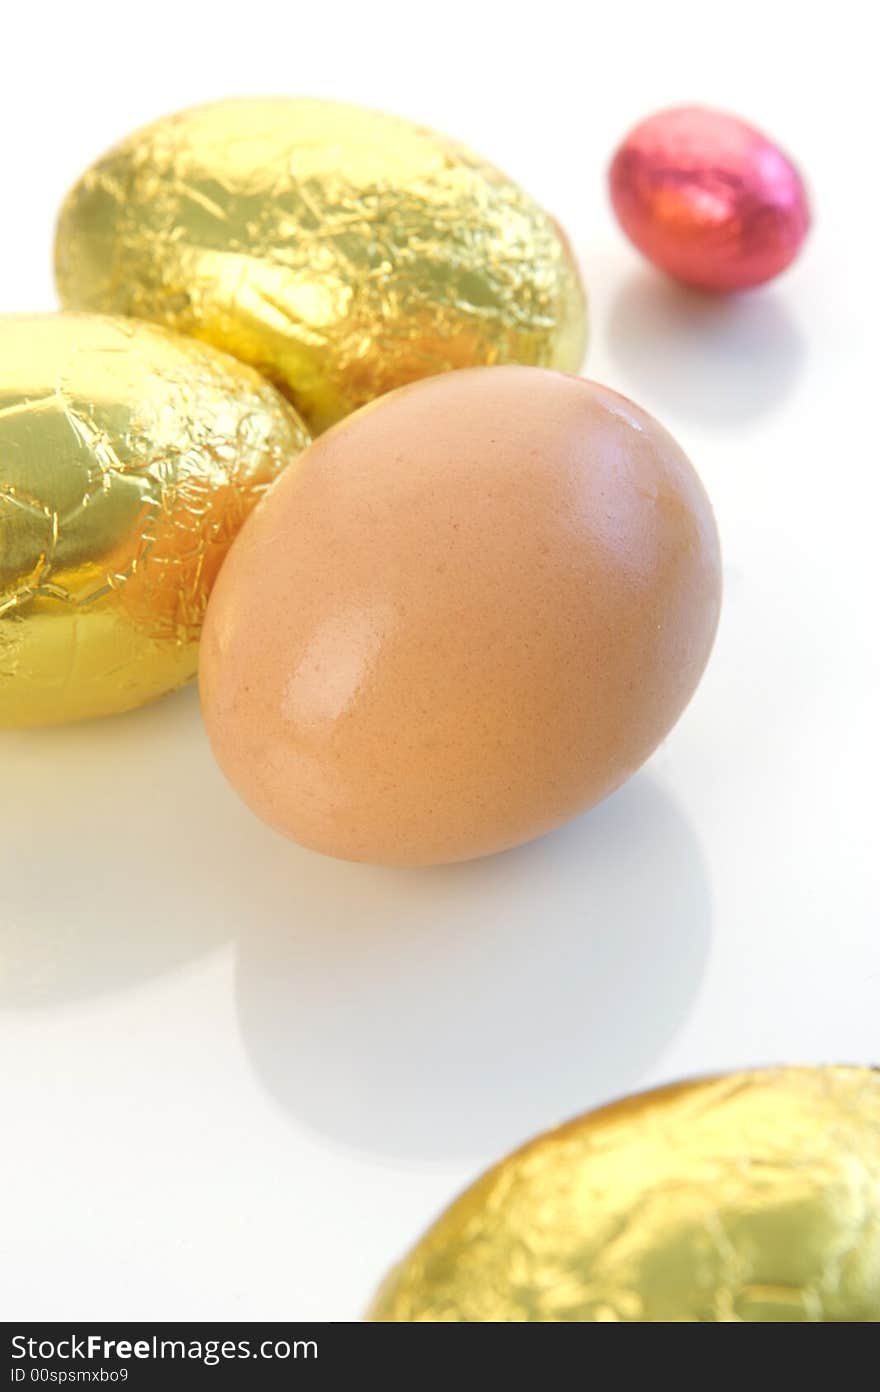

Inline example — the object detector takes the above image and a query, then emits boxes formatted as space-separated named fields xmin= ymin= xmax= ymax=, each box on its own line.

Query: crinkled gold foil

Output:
xmin=0 ymin=314 xmax=309 ymax=727
xmin=54 ymin=99 xmax=588 ymax=435
xmin=370 ymin=1067 xmax=880 ymax=1321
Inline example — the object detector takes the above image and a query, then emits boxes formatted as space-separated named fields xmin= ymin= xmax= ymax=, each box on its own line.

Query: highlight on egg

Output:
xmin=0 ymin=314 xmax=309 ymax=727
xmin=54 ymin=98 xmax=588 ymax=435
xmin=370 ymin=1066 xmax=880 ymax=1321
xmin=199 ymin=365 xmax=721 ymax=866
xmin=609 ymin=105 xmax=810 ymax=291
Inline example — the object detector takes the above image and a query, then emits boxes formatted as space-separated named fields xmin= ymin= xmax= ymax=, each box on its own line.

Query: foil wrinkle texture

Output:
xmin=54 ymin=99 xmax=588 ymax=434
xmin=370 ymin=1067 xmax=880 ymax=1321
xmin=0 ymin=314 xmax=309 ymax=726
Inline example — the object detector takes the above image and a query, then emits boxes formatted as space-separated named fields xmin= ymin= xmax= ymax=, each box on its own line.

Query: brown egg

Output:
xmin=199 ymin=367 xmax=721 ymax=865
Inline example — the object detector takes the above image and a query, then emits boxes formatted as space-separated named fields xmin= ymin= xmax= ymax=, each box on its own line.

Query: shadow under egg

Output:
xmin=234 ymin=774 xmax=713 ymax=1166
xmin=0 ymin=685 xmax=231 ymax=1006
xmin=606 ymin=271 xmax=807 ymax=428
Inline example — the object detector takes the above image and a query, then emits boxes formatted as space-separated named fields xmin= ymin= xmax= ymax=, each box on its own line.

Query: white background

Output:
xmin=1 ymin=0 xmax=877 ymax=1322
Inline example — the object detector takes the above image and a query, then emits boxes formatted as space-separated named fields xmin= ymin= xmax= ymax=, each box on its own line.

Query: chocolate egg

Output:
xmin=0 ymin=314 xmax=309 ymax=727
xmin=371 ymin=1066 xmax=880 ymax=1321
xmin=54 ymin=99 xmax=588 ymax=435
xmin=199 ymin=366 xmax=721 ymax=866
xmin=609 ymin=106 xmax=810 ymax=291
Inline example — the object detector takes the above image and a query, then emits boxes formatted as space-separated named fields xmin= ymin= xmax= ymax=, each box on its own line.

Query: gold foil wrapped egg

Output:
xmin=0 ymin=314 xmax=309 ymax=727
xmin=54 ymin=99 xmax=588 ymax=434
xmin=371 ymin=1067 xmax=880 ymax=1321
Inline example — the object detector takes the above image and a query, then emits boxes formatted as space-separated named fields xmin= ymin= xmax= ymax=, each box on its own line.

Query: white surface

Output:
xmin=1 ymin=0 xmax=877 ymax=1322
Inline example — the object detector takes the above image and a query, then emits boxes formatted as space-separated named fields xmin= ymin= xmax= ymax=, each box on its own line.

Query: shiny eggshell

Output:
xmin=609 ymin=106 xmax=810 ymax=291
xmin=54 ymin=99 xmax=588 ymax=435
xmin=0 ymin=314 xmax=309 ymax=727
xmin=370 ymin=1066 xmax=880 ymax=1321
xmin=199 ymin=366 xmax=721 ymax=866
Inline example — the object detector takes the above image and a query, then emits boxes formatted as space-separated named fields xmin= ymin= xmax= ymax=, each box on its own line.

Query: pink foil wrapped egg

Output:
xmin=609 ymin=106 xmax=810 ymax=291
